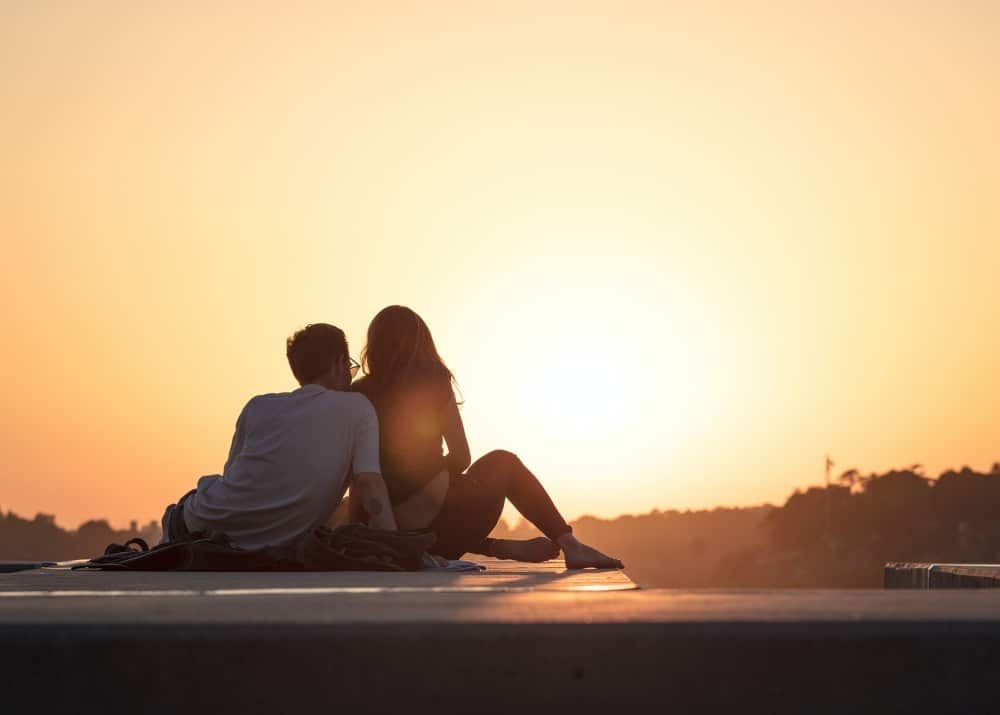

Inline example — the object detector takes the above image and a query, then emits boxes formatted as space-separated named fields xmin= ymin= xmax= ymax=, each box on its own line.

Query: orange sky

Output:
xmin=2 ymin=2 xmax=998 ymax=529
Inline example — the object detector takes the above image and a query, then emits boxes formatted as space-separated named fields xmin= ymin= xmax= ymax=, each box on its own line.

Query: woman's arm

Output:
xmin=441 ymin=395 xmax=471 ymax=476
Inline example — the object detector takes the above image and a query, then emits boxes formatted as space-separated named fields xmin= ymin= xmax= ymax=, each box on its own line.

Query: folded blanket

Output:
xmin=73 ymin=525 xmax=438 ymax=572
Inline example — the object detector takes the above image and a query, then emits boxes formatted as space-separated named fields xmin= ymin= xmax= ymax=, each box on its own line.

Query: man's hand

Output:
xmin=351 ymin=472 xmax=398 ymax=531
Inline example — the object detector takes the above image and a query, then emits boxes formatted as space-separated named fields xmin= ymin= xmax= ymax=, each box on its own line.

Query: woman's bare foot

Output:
xmin=490 ymin=537 xmax=561 ymax=562
xmin=557 ymin=534 xmax=624 ymax=569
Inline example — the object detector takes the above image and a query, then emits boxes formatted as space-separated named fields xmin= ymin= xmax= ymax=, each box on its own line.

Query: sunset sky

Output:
xmin=2 ymin=2 xmax=998 ymax=529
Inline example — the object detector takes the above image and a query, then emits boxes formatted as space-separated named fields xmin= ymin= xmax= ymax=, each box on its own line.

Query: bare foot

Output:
xmin=558 ymin=536 xmax=624 ymax=569
xmin=490 ymin=537 xmax=561 ymax=562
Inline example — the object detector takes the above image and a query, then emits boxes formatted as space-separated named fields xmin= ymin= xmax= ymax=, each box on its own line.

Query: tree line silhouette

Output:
xmin=0 ymin=513 xmax=160 ymax=562
xmin=4 ymin=461 xmax=999 ymax=586
xmin=714 ymin=462 xmax=1000 ymax=587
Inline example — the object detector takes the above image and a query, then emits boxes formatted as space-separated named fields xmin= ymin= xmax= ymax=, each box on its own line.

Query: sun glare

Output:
xmin=513 ymin=313 xmax=709 ymax=455
xmin=522 ymin=332 xmax=632 ymax=438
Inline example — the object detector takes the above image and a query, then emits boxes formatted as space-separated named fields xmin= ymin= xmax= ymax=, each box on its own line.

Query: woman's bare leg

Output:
xmin=484 ymin=536 xmax=560 ymax=562
xmin=478 ymin=450 xmax=624 ymax=568
xmin=556 ymin=533 xmax=624 ymax=570
xmin=431 ymin=449 xmax=624 ymax=568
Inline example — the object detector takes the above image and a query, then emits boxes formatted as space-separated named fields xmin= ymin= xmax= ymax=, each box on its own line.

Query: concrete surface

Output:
xmin=4 ymin=559 xmax=1000 ymax=714
xmin=0 ymin=560 xmax=54 ymax=573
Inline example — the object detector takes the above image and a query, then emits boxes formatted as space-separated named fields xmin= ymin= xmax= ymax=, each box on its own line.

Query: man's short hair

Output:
xmin=286 ymin=323 xmax=348 ymax=385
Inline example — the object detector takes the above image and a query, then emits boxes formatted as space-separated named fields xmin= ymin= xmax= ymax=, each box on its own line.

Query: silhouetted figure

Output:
xmin=159 ymin=323 xmax=397 ymax=548
xmin=352 ymin=305 xmax=622 ymax=569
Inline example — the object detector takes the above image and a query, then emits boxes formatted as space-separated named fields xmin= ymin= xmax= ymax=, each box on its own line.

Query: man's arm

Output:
xmin=349 ymin=396 xmax=396 ymax=530
xmin=351 ymin=472 xmax=397 ymax=531
xmin=222 ymin=402 xmax=250 ymax=475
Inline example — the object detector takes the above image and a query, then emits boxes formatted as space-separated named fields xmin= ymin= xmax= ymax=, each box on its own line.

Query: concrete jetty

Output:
xmin=885 ymin=562 xmax=1000 ymax=588
xmin=4 ymin=559 xmax=1000 ymax=714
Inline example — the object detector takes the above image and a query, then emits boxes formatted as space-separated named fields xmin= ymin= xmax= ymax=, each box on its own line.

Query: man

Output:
xmin=161 ymin=323 xmax=397 ymax=549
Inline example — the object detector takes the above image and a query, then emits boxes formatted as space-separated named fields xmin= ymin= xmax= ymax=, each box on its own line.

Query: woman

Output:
xmin=351 ymin=305 xmax=623 ymax=569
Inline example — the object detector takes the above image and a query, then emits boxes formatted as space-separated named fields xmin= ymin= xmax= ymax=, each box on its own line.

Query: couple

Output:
xmin=162 ymin=305 xmax=622 ymax=570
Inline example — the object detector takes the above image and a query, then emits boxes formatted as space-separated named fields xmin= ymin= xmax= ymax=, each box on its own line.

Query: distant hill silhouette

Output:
xmin=5 ymin=461 xmax=1000 ymax=587
xmin=492 ymin=506 xmax=773 ymax=588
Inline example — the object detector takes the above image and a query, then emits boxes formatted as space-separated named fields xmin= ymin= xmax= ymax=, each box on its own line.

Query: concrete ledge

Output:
xmin=7 ymin=563 xmax=1000 ymax=713
xmin=885 ymin=562 xmax=1000 ymax=588
xmin=4 ymin=620 xmax=1000 ymax=714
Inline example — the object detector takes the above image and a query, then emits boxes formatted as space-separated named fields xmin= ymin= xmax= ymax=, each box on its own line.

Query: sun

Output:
xmin=464 ymin=253 xmax=715 ymax=465
xmin=519 ymin=332 xmax=634 ymax=440
xmin=505 ymin=302 xmax=713 ymax=458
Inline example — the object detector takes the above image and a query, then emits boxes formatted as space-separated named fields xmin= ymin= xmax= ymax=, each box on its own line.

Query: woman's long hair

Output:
xmin=361 ymin=306 xmax=456 ymax=390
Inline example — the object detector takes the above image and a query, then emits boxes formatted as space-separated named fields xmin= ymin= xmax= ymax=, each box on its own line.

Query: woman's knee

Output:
xmin=476 ymin=450 xmax=527 ymax=490
xmin=482 ymin=449 xmax=520 ymax=469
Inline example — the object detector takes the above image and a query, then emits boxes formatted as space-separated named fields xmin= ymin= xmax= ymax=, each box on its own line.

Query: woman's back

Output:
xmin=351 ymin=372 xmax=453 ymax=503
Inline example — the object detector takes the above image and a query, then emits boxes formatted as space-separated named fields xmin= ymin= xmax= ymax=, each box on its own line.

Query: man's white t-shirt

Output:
xmin=183 ymin=384 xmax=380 ymax=550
